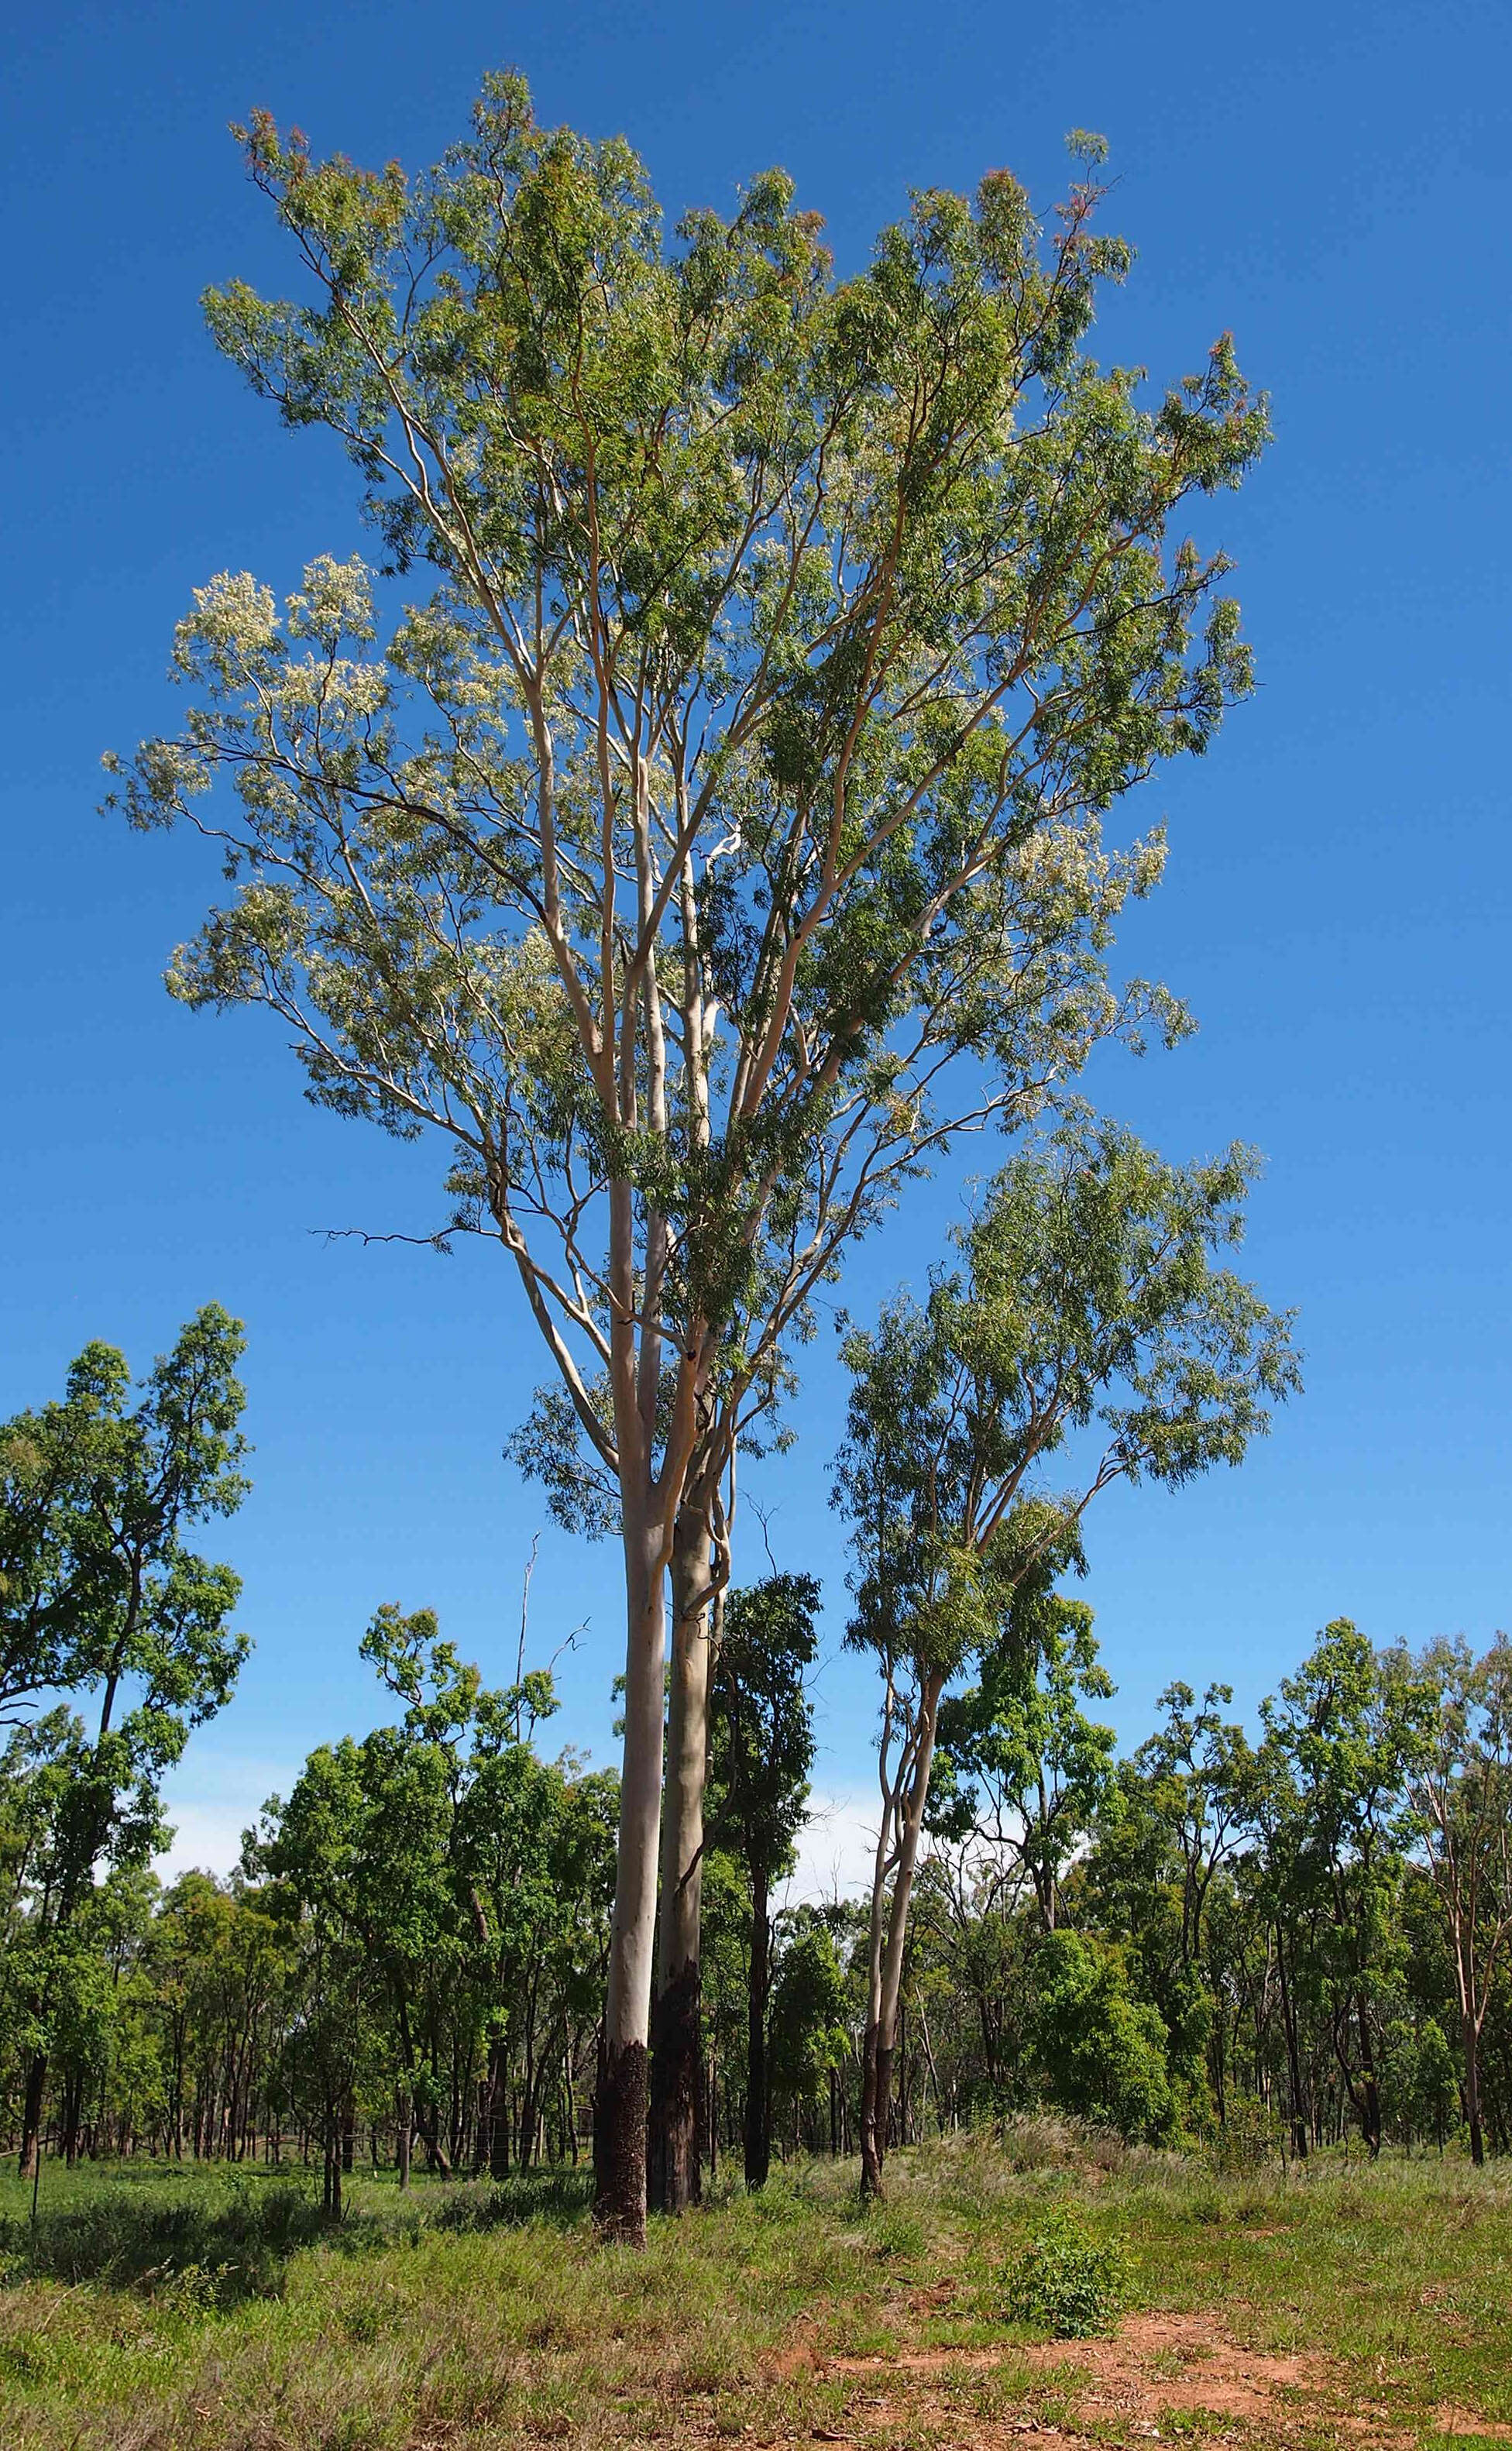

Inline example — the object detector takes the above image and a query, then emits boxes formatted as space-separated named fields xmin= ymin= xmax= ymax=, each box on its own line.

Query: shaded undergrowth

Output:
xmin=0 ymin=2174 xmax=329 ymax=2306
xmin=0 ymin=2159 xmax=597 ymax=2306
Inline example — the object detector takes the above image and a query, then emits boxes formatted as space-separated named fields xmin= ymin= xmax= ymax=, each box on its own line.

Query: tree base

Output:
xmin=648 ymin=1959 xmax=703 ymax=2215
xmin=593 ymin=2039 xmax=649 ymax=2246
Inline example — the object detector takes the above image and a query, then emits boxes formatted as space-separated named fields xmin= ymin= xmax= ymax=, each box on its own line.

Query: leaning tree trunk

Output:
xmin=860 ymin=1776 xmax=893 ymax=2202
xmin=649 ymin=1501 xmax=715 ymax=2213
xmin=861 ymin=1671 xmax=943 ymax=2202
xmin=593 ymin=1501 xmax=670 ymax=2244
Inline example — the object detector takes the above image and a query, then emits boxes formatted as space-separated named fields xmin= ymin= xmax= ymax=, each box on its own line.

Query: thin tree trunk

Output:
xmin=489 ymin=2037 xmax=511 ymax=2178
xmin=62 ymin=2073 xmax=81 ymax=2169
xmin=861 ymin=1671 xmax=943 ymax=2201
xmin=1462 ymin=2008 xmax=1486 ymax=2167
xmin=1355 ymin=1995 xmax=1382 ymax=2157
xmin=1275 ymin=1938 xmax=1308 ymax=2160
xmin=593 ymin=1502 xmax=668 ymax=2244
xmin=18 ymin=2051 xmax=46 ymax=2182
xmin=650 ymin=1502 xmax=715 ymax=2214
xmin=744 ymin=1860 xmax=772 ymax=2190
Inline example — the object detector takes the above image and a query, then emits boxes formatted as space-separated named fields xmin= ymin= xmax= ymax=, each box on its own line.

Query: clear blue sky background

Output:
xmin=3 ymin=0 xmax=1509 ymax=1879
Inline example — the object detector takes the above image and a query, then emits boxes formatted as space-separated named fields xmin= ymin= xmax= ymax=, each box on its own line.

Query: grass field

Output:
xmin=2 ymin=2126 xmax=1509 ymax=2449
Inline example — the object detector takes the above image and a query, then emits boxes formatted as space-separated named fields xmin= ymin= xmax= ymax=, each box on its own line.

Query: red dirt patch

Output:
xmin=1022 ymin=2307 xmax=1325 ymax=2420
xmin=775 ymin=2310 xmax=1512 ymax=2449
xmin=811 ymin=2306 xmax=1362 ymax=2443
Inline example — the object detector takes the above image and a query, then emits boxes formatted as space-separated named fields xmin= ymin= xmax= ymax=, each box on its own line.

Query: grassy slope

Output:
xmin=1 ymin=2130 xmax=1509 ymax=2449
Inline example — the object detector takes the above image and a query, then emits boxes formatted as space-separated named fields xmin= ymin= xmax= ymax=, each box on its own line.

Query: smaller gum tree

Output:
xmin=1402 ymin=1635 xmax=1512 ymax=2167
xmin=833 ymin=1112 xmax=1299 ymax=2196
xmin=0 ymin=1308 xmax=251 ymax=2178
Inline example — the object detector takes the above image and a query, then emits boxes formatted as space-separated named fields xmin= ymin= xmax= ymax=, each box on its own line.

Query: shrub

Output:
xmin=1208 ymin=2095 xmax=1281 ymax=2175
xmin=1002 ymin=2209 xmax=1129 ymax=2339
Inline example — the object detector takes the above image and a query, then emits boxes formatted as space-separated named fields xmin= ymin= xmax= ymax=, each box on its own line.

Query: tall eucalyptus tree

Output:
xmin=108 ymin=74 xmax=1267 ymax=2236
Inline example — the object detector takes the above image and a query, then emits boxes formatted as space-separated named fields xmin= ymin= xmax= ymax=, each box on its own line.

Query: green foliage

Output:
xmin=768 ymin=1920 xmax=850 ymax=2108
xmin=932 ymin=1583 xmax=1119 ymax=1930
xmin=836 ymin=1111 xmax=1297 ymax=1800
xmin=708 ymin=1576 xmax=820 ymax=1889
xmin=106 ymin=69 xmax=1270 ymax=1641
xmin=0 ymin=1312 xmax=251 ymax=2164
xmin=837 ymin=1114 xmax=1299 ymax=1674
xmin=1029 ymin=1930 xmax=1176 ymax=2143
xmin=0 ymin=1304 xmax=249 ymax=1733
xmin=1002 ymin=2205 xmax=1129 ymax=2336
xmin=248 ymin=1610 xmax=617 ymax=2183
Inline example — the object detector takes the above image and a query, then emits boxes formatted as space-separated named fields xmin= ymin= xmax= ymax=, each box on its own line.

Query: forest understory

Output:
xmin=2 ymin=2125 xmax=1510 ymax=2451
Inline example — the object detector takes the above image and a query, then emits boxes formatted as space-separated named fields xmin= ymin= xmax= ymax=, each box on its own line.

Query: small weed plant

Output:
xmin=1003 ymin=2207 xmax=1129 ymax=2339
xmin=1208 ymin=2096 xmax=1282 ymax=2176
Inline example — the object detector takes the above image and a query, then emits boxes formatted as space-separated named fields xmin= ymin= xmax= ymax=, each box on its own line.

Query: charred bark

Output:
xmin=593 ymin=1507 xmax=668 ymax=2246
xmin=649 ymin=1503 xmax=715 ymax=2212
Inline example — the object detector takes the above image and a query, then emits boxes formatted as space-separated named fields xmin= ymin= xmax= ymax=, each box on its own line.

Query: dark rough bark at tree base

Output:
xmin=648 ymin=1958 xmax=703 ymax=2214
xmin=593 ymin=2039 xmax=649 ymax=2244
xmin=18 ymin=2050 xmax=46 ymax=2182
xmin=859 ymin=2027 xmax=892 ymax=2202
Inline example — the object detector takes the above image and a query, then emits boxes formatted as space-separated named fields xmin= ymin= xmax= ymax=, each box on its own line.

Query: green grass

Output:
xmin=0 ymin=2131 xmax=1508 ymax=2447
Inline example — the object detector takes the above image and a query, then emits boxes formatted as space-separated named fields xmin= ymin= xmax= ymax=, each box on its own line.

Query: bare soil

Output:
xmin=768 ymin=2306 xmax=1510 ymax=2447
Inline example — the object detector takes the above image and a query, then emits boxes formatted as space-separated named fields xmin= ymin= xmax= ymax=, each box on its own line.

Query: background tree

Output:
xmin=0 ymin=1309 xmax=250 ymax=2178
xmin=246 ymin=1608 xmax=617 ymax=2196
xmin=107 ymin=77 xmax=1267 ymax=2238
xmin=10 ymin=1605 xmax=1512 ymax=2173
xmin=1028 ymin=1926 xmax=1176 ymax=2140
xmin=1087 ymin=1680 xmax=1257 ymax=2125
xmin=931 ymin=1582 xmax=1119 ymax=1934
xmin=835 ymin=1112 xmax=1299 ymax=2195
xmin=706 ymin=1572 xmax=820 ymax=2189
xmin=1254 ymin=1621 xmax=1429 ymax=2158
xmin=1404 ymin=1635 xmax=1512 ymax=2164
xmin=765 ymin=1912 xmax=850 ymax=2157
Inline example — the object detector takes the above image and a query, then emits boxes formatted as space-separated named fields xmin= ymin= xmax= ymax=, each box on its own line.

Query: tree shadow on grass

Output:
xmin=0 ymin=2175 xmax=332 ymax=2306
xmin=431 ymin=2166 xmax=594 ymax=2233
xmin=0 ymin=2164 xmax=596 ymax=2305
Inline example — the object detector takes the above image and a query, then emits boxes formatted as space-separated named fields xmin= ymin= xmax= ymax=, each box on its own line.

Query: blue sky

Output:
xmin=3 ymin=0 xmax=1510 ymax=1886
